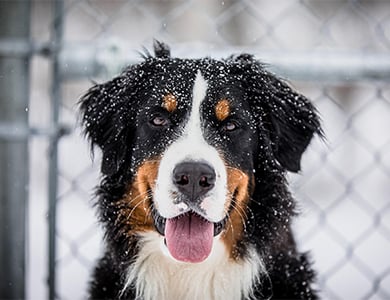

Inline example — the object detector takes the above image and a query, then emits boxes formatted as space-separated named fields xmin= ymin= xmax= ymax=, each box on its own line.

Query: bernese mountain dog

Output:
xmin=80 ymin=41 xmax=321 ymax=300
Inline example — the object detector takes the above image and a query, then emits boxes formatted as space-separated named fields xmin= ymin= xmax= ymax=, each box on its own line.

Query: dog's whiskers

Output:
xmin=123 ymin=191 xmax=152 ymax=221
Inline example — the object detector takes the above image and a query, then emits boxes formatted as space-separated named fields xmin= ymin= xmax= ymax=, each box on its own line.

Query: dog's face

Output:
xmin=139 ymin=69 xmax=258 ymax=263
xmin=81 ymin=42 xmax=320 ymax=264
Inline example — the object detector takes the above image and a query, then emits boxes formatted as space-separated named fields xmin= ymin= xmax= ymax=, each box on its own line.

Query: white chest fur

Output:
xmin=122 ymin=232 xmax=264 ymax=300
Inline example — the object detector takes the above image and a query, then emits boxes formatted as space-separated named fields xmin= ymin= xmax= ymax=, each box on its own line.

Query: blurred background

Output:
xmin=1 ymin=0 xmax=390 ymax=299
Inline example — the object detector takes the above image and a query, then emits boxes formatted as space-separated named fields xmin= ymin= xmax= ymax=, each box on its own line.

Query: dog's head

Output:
xmin=80 ymin=41 xmax=321 ymax=263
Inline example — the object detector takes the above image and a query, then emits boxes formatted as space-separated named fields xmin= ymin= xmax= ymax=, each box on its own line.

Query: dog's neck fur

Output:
xmin=122 ymin=232 xmax=264 ymax=300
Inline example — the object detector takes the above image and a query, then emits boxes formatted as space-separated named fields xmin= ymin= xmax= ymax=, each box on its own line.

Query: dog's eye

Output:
xmin=151 ymin=115 xmax=169 ymax=127
xmin=224 ymin=121 xmax=238 ymax=132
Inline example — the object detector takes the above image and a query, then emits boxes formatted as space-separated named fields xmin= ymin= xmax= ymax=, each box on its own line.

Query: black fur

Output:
xmin=80 ymin=42 xmax=321 ymax=299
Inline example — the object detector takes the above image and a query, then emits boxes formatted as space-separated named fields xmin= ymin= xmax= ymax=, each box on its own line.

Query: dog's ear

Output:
xmin=264 ymin=75 xmax=322 ymax=172
xmin=230 ymin=55 xmax=321 ymax=172
xmin=79 ymin=74 xmax=135 ymax=176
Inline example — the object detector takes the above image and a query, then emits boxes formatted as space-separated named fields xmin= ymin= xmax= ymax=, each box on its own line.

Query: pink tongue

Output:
xmin=165 ymin=213 xmax=214 ymax=263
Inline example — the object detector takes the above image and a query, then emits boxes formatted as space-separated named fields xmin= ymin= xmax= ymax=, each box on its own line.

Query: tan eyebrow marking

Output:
xmin=215 ymin=99 xmax=230 ymax=121
xmin=163 ymin=93 xmax=177 ymax=113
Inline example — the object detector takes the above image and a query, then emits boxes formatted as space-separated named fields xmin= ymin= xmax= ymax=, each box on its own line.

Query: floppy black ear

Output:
xmin=79 ymin=75 xmax=135 ymax=176
xmin=229 ymin=55 xmax=321 ymax=172
xmin=264 ymin=75 xmax=321 ymax=172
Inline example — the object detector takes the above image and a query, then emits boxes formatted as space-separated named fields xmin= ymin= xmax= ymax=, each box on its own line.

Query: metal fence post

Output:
xmin=48 ymin=1 xmax=64 ymax=299
xmin=0 ymin=1 xmax=31 ymax=299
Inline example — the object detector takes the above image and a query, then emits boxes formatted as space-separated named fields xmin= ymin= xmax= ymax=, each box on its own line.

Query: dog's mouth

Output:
xmin=153 ymin=210 xmax=227 ymax=263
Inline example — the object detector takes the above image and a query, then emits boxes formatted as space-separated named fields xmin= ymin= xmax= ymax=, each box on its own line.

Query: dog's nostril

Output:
xmin=176 ymin=175 xmax=189 ymax=186
xmin=199 ymin=176 xmax=210 ymax=188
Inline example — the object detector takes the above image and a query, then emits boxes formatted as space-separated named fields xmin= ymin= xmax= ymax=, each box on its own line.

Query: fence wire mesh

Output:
xmin=25 ymin=0 xmax=390 ymax=299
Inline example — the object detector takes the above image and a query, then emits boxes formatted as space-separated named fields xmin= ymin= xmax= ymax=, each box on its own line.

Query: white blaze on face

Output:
xmin=154 ymin=71 xmax=228 ymax=222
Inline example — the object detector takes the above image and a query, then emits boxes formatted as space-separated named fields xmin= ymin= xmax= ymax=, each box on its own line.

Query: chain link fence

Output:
xmin=20 ymin=0 xmax=390 ymax=299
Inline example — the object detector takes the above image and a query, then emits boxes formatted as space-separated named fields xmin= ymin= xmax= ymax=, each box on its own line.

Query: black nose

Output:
xmin=173 ymin=162 xmax=216 ymax=201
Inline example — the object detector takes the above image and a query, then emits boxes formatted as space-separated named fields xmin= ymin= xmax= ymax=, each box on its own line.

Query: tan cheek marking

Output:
xmin=221 ymin=167 xmax=251 ymax=259
xmin=215 ymin=99 xmax=230 ymax=121
xmin=116 ymin=160 xmax=160 ymax=236
xmin=163 ymin=93 xmax=177 ymax=113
